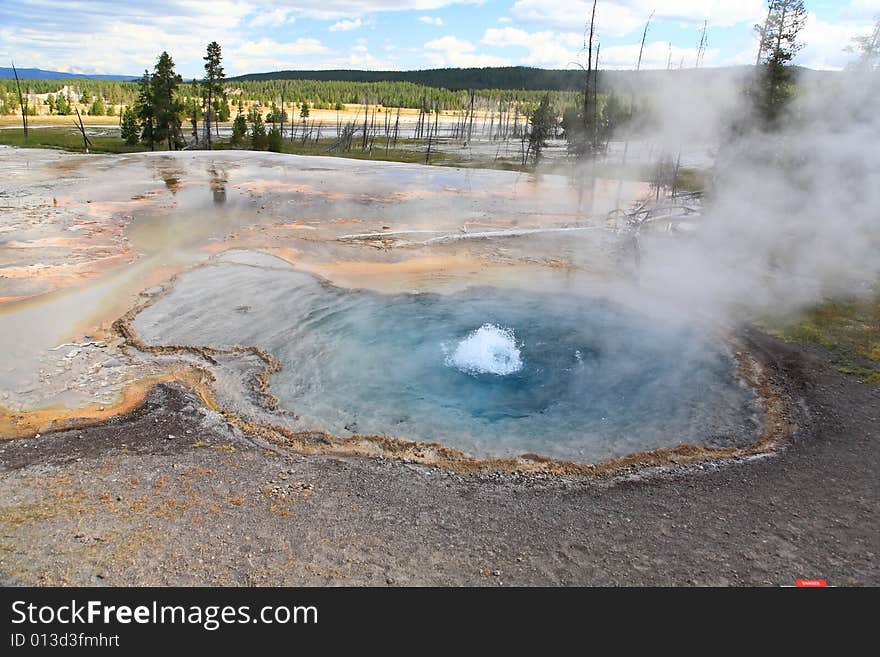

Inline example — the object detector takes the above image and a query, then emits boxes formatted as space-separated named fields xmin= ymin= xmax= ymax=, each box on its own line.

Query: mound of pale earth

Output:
xmin=0 ymin=332 xmax=876 ymax=586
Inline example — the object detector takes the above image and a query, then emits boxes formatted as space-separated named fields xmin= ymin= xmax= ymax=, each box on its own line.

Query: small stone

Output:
xmin=492 ymin=570 xmax=501 ymax=577
xmin=166 ymin=434 xmax=175 ymax=440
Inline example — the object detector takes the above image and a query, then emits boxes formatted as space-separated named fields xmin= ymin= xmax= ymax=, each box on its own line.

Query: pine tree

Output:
xmin=135 ymin=71 xmax=155 ymax=150
xmin=753 ymin=0 xmax=808 ymax=126
xmin=202 ymin=41 xmax=225 ymax=149
xmin=216 ymin=94 xmax=231 ymax=122
xmin=189 ymin=80 xmax=200 ymax=147
xmin=120 ymin=107 xmax=140 ymax=145
xmin=528 ymin=93 xmax=554 ymax=164
xmin=248 ymin=107 xmax=267 ymax=150
xmin=55 ymin=93 xmax=71 ymax=116
xmin=231 ymin=112 xmax=247 ymax=146
xmin=151 ymin=51 xmax=184 ymax=150
xmin=88 ymin=96 xmax=105 ymax=116
xmin=267 ymin=125 xmax=283 ymax=152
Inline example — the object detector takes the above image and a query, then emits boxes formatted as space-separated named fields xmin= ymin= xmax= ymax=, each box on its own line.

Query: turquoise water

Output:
xmin=133 ymin=254 xmax=760 ymax=461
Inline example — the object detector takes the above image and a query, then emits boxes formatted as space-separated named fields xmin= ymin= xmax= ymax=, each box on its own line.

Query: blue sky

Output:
xmin=0 ymin=1 xmax=876 ymax=77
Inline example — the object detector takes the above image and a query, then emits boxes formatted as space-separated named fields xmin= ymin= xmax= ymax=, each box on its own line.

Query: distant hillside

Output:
xmin=0 ymin=67 xmax=136 ymax=81
xmin=230 ymin=65 xmax=835 ymax=93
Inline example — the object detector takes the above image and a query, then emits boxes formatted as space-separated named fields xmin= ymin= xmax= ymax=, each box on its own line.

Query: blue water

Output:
xmin=133 ymin=254 xmax=759 ymax=461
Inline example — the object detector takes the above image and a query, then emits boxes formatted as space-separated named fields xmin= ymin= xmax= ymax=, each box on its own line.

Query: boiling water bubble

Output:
xmin=445 ymin=323 xmax=523 ymax=376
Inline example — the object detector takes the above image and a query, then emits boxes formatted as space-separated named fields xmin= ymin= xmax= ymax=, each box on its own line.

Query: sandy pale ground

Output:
xmin=0 ymin=331 xmax=876 ymax=586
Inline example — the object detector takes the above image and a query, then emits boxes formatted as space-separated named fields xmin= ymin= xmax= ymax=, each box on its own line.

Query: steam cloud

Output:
xmin=614 ymin=65 xmax=880 ymax=321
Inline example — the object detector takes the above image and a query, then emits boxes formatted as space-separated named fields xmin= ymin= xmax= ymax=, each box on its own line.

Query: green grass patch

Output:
xmin=0 ymin=127 xmax=148 ymax=154
xmin=836 ymin=366 xmax=880 ymax=385
xmin=674 ymin=167 xmax=707 ymax=193
xmin=266 ymin=136 xmax=452 ymax=165
xmin=762 ymin=297 xmax=880 ymax=384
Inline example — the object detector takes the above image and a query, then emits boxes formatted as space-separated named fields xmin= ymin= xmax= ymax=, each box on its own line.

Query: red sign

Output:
xmin=795 ymin=579 xmax=828 ymax=587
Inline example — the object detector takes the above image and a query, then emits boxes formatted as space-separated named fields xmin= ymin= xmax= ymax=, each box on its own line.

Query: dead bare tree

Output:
xmin=361 ymin=98 xmax=370 ymax=150
xmin=11 ymin=62 xmax=28 ymax=138
xmin=74 ymin=108 xmax=92 ymax=153
xmin=755 ymin=3 xmax=774 ymax=66
xmin=280 ymin=84 xmax=286 ymax=140
xmin=584 ymin=0 xmax=598 ymax=148
xmin=696 ymin=19 xmax=709 ymax=68
xmin=467 ymin=91 xmax=476 ymax=143
xmin=425 ymin=103 xmax=440 ymax=164
xmin=614 ymin=12 xmax=654 ymax=211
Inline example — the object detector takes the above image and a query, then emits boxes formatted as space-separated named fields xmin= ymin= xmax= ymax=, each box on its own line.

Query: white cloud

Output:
xmin=2 ymin=0 xmax=874 ymax=77
xmin=797 ymin=12 xmax=876 ymax=70
xmin=245 ymin=1 xmax=479 ymax=21
xmin=510 ymin=0 xmax=766 ymax=37
xmin=597 ymin=40 xmax=712 ymax=69
xmin=345 ymin=48 xmax=398 ymax=68
xmin=248 ymin=8 xmax=297 ymax=28
xmin=424 ymin=35 xmax=509 ymax=67
xmin=716 ymin=10 xmax=877 ymax=70
xmin=481 ymin=27 xmax=582 ymax=68
xmin=329 ymin=18 xmax=363 ymax=31
xmin=841 ymin=0 xmax=880 ymax=21
xmin=237 ymin=37 xmax=330 ymax=57
xmin=426 ymin=35 xmax=475 ymax=52
xmin=479 ymin=26 xmax=726 ymax=69
xmin=0 ymin=2 xmax=254 ymax=77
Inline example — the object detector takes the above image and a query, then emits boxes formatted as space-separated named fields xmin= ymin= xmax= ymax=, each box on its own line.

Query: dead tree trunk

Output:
xmin=361 ymin=98 xmax=369 ymax=150
xmin=11 ymin=62 xmax=28 ymax=138
xmin=74 ymin=108 xmax=91 ymax=153
xmin=204 ymin=87 xmax=212 ymax=149
xmin=425 ymin=104 xmax=439 ymax=165
xmin=616 ymin=11 xmax=654 ymax=210
xmin=467 ymin=91 xmax=475 ymax=142
xmin=584 ymin=0 xmax=598 ymax=147
xmin=280 ymin=89 xmax=285 ymax=140
xmin=755 ymin=5 xmax=773 ymax=66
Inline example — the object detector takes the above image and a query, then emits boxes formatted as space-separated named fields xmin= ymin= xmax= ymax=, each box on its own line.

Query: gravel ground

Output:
xmin=0 ymin=330 xmax=876 ymax=586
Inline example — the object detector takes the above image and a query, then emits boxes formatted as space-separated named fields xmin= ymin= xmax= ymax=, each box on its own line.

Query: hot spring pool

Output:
xmin=132 ymin=252 xmax=761 ymax=462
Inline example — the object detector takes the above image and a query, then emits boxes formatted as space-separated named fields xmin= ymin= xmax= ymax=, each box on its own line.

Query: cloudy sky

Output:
xmin=0 ymin=1 xmax=876 ymax=77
